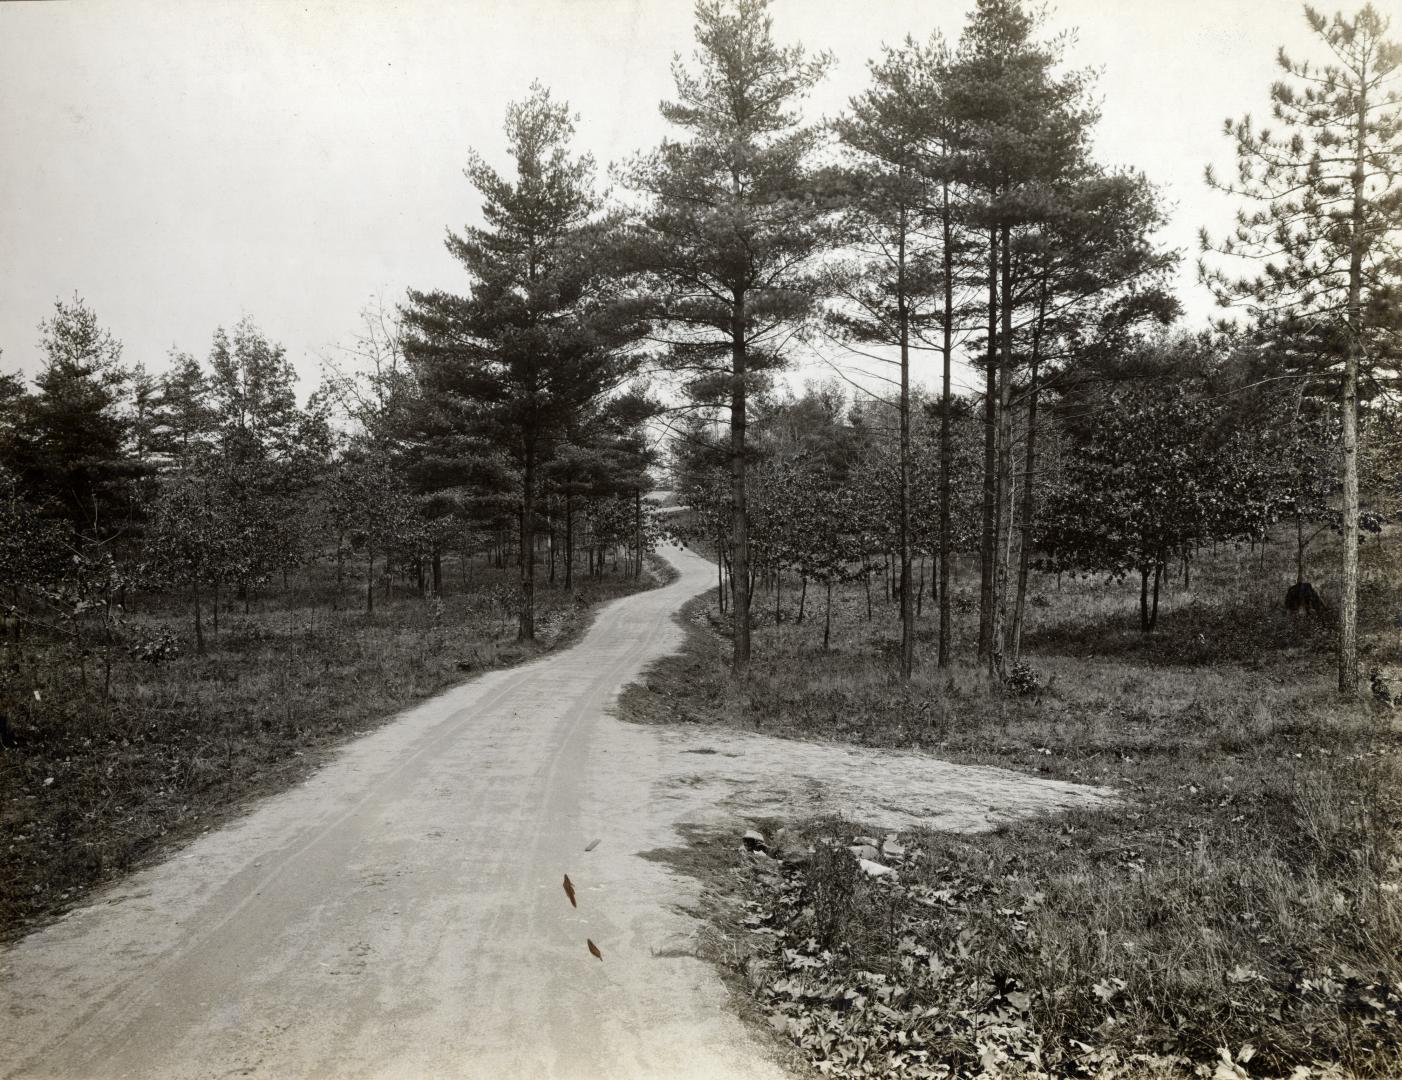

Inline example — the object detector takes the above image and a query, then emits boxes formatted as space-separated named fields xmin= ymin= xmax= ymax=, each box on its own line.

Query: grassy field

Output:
xmin=1 ymin=557 xmax=666 ymax=941
xmin=620 ymin=534 xmax=1402 ymax=1078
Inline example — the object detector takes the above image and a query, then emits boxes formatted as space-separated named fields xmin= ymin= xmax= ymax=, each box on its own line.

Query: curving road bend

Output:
xmin=1 ymin=544 xmax=1107 ymax=1080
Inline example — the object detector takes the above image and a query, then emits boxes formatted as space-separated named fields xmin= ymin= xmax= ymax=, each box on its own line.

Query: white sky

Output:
xmin=0 ymin=0 xmax=1332 ymax=399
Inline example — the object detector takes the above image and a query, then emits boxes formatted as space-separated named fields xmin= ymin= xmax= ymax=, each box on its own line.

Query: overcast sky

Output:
xmin=0 ymin=0 xmax=1332 ymax=398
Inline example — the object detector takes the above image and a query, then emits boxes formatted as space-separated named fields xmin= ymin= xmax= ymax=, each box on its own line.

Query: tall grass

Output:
xmin=2 ymin=559 xmax=661 ymax=939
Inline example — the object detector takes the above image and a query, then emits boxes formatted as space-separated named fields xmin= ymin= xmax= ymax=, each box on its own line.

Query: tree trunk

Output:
xmin=1139 ymin=566 xmax=1150 ymax=634
xmin=193 ymin=580 xmax=205 ymax=656
xmin=103 ymin=596 xmax=113 ymax=708
xmin=334 ymin=530 xmax=346 ymax=610
xmin=1011 ymin=291 xmax=1046 ymax=663
xmin=520 ymin=448 xmax=536 ymax=641
xmin=1340 ymin=332 xmax=1360 ymax=693
xmin=898 ymin=236 xmax=914 ymax=679
xmin=938 ymin=175 xmax=954 ymax=669
xmin=565 ymin=494 xmax=574 ymax=593
xmin=991 ymin=222 xmax=1014 ymax=679
xmin=74 ymin=610 xmax=86 ymax=689
xmin=730 ymin=291 xmax=751 ymax=674
xmin=978 ymin=226 xmax=998 ymax=663
xmin=432 ymin=545 xmax=443 ymax=597
xmin=717 ymin=533 xmax=726 ymax=615
xmin=798 ymin=575 xmax=807 ymax=624
xmin=366 ymin=549 xmax=375 ymax=615
xmin=1150 ymin=559 xmax=1164 ymax=632
xmin=823 ymin=580 xmax=833 ymax=651
xmin=634 ymin=488 xmax=643 ymax=581
xmin=1339 ymin=79 xmax=1366 ymax=695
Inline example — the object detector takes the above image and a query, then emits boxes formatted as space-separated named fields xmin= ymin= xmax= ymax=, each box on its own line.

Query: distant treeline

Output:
xmin=2 ymin=0 xmax=1399 ymax=694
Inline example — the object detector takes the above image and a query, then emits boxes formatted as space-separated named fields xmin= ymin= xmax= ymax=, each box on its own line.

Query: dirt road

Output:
xmin=1 ymin=545 xmax=1107 ymax=1080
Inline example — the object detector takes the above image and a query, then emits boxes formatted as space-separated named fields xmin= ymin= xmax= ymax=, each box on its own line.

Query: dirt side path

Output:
xmin=1 ymin=545 xmax=1108 ymax=1080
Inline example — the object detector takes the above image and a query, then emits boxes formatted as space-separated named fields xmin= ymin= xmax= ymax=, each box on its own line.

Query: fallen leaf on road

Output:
xmin=585 ymin=839 xmax=600 ymax=852
xmin=563 ymin=874 xmax=577 ymax=908
xmin=587 ymin=939 xmax=603 ymax=961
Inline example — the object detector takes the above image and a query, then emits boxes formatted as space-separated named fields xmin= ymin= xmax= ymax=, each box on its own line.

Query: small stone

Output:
xmin=858 ymin=859 xmax=896 ymax=879
xmin=849 ymin=844 xmax=880 ymax=862
xmin=741 ymin=829 xmax=768 ymax=853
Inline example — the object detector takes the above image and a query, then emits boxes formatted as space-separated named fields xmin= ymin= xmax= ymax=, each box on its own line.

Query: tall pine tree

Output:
xmin=404 ymin=84 xmax=646 ymax=640
xmin=1202 ymin=3 xmax=1402 ymax=694
xmin=623 ymin=0 xmax=832 ymax=674
xmin=830 ymin=37 xmax=952 ymax=680
xmin=944 ymin=0 xmax=1096 ymax=674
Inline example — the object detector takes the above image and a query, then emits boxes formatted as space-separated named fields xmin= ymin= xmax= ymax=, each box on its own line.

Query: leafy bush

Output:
xmin=128 ymin=627 xmax=182 ymax=665
xmin=1004 ymin=660 xmax=1039 ymax=697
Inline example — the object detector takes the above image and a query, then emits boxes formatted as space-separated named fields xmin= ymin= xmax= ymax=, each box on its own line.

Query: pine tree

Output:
xmin=944 ymin=0 xmax=1097 ymax=675
xmin=1003 ymin=169 xmax=1179 ymax=659
xmin=1201 ymin=3 xmax=1402 ymax=694
xmin=623 ymin=0 xmax=832 ymax=674
xmin=29 ymin=296 xmax=131 ymax=538
xmin=404 ymin=83 xmax=646 ymax=640
xmin=159 ymin=349 xmax=215 ymax=461
xmin=830 ymin=37 xmax=951 ymax=680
